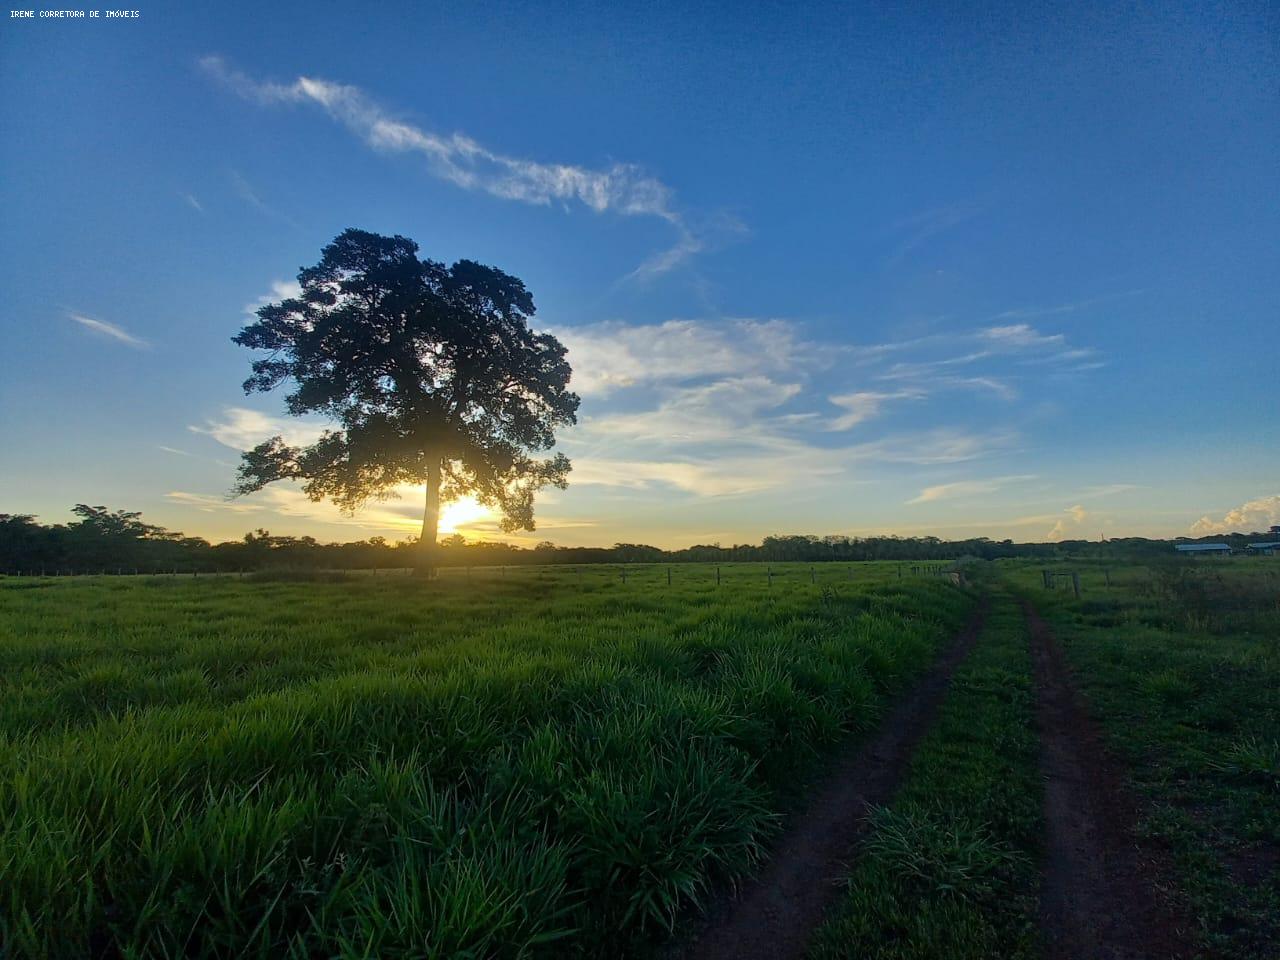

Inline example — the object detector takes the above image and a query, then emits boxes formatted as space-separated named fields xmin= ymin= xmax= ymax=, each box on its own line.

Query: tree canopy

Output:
xmin=232 ymin=228 xmax=580 ymax=568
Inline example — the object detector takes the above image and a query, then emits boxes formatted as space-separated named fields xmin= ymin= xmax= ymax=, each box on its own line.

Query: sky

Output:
xmin=1 ymin=0 xmax=1277 ymax=548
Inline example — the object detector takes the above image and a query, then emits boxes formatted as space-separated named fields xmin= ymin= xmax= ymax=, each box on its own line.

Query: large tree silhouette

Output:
xmin=232 ymin=229 xmax=579 ymax=573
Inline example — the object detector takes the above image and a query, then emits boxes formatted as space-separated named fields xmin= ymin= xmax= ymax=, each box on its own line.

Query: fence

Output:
xmin=0 ymin=560 xmax=969 ymax=590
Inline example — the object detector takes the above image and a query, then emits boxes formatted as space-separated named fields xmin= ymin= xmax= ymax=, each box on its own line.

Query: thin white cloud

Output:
xmin=244 ymin=279 xmax=303 ymax=316
xmin=573 ymin=376 xmax=803 ymax=446
xmin=1047 ymin=504 xmax=1089 ymax=540
xmin=568 ymin=426 xmax=1012 ymax=500
xmin=946 ymin=376 xmax=1018 ymax=400
xmin=847 ymin=428 xmax=1016 ymax=466
xmin=980 ymin=323 xmax=1066 ymax=350
xmin=827 ymin=390 xmax=922 ymax=431
xmin=888 ymin=201 xmax=984 ymax=265
xmin=228 ymin=170 xmax=301 ymax=227
xmin=550 ymin=318 xmax=816 ymax=396
xmin=189 ymin=407 xmax=326 ymax=452
xmin=67 ymin=312 xmax=149 ymax=349
xmin=1072 ymin=483 xmax=1143 ymax=499
xmin=166 ymin=491 xmax=264 ymax=514
xmin=202 ymin=55 xmax=704 ymax=277
xmin=1190 ymin=494 xmax=1280 ymax=535
xmin=180 ymin=192 xmax=204 ymax=213
xmin=906 ymin=474 xmax=1037 ymax=505
xmin=990 ymin=289 xmax=1143 ymax=322
xmin=158 ymin=445 xmax=194 ymax=457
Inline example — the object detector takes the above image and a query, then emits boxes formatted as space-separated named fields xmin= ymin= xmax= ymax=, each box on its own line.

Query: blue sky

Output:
xmin=2 ymin=0 xmax=1277 ymax=547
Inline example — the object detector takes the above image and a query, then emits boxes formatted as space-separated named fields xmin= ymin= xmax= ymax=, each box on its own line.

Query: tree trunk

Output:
xmin=417 ymin=459 xmax=441 ymax=578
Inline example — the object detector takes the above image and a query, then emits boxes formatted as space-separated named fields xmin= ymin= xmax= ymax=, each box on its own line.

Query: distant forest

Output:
xmin=1 ymin=505 xmax=1269 ymax=575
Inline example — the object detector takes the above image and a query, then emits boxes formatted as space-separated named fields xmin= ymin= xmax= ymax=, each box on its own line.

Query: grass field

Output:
xmin=0 ymin=563 xmax=970 ymax=958
xmin=3 ymin=558 xmax=1277 ymax=959
xmin=1003 ymin=559 xmax=1280 ymax=959
xmin=809 ymin=587 xmax=1043 ymax=960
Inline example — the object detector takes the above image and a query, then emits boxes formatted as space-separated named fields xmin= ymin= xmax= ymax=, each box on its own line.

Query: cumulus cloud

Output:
xmin=202 ymin=55 xmax=704 ymax=277
xmin=1190 ymin=495 xmax=1280 ymax=535
xmin=68 ymin=312 xmax=149 ymax=349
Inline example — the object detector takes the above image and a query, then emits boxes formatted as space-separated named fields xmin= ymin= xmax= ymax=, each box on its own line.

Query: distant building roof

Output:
xmin=1175 ymin=543 xmax=1232 ymax=552
xmin=1246 ymin=542 xmax=1280 ymax=550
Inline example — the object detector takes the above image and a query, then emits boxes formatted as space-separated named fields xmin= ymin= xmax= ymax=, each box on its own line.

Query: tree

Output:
xmin=232 ymin=229 xmax=580 ymax=574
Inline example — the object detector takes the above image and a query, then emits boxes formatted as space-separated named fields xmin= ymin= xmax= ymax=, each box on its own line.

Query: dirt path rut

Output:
xmin=1025 ymin=600 xmax=1190 ymax=960
xmin=674 ymin=599 xmax=989 ymax=960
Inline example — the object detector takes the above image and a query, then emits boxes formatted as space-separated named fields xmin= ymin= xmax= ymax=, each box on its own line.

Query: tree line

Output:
xmin=0 ymin=506 xmax=1255 ymax=575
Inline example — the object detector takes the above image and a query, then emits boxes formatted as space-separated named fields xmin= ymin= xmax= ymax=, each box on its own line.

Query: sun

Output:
xmin=438 ymin=496 xmax=496 ymax=536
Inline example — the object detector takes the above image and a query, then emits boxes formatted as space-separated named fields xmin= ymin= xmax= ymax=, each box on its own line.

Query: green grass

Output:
xmin=1001 ymin=558 xmax=1280 ymax=959
xmin=808 ymin=587 xmax=1043 ymax=960
xmin=0 ymin=562 xmax=971 ymax=958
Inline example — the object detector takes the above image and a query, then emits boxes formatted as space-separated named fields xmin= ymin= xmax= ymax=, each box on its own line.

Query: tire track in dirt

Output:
xmin=1025 ymin=600 xmax=1191 ymax=960
xmin=673 ymin=598 xmax=989 ymax=960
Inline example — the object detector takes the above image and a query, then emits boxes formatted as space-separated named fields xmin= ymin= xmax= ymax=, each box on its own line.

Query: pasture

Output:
xmin=0 ymin=563 xmax=968 ymax=958
xmin=1 ymin=559 xmax=1276 ymax=958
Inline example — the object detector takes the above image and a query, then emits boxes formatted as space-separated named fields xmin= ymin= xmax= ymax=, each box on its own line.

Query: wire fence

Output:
xmin=0 ymin=560 xmax=964 ymax=588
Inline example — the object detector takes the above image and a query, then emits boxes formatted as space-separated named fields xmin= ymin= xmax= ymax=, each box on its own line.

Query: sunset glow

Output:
xmin=438 ymin=496 xmax=497 ymax=537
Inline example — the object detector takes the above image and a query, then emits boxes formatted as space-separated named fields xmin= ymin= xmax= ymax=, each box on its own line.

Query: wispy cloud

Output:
xmin=67 ymin=312 xmax=149 ymax=349
xmin=202 ymin=55 xmax=709 ymax=277
xmin=541 ymin=314 xmax=1073 ymax=504
xmin=228 ymin=170 xmax=300 ymax=227
xmin=980 ymin=323 xmax=1065 ymax=350
xmin=991 ymin=289 xmax=1143 ymax=322
xmin=191 ymin=312 xmax=1088 ymax=520
xmin=180 ymin=192 xmax=204 ymax=213
xmin=827 ymin=390 xmax=922 ymax=431
xmin=1071 ymin=483 xmax=1143 ymax=499
xmin=1190 ymin=494 xmax=1280 ymax=535
xmin=887 ymin=200 xmax=984 ymax=265
xmin=1047 ymin=503 xmax=1090 ymax=540
xmin=244 ymin=279 xmax=303 ymax=316
xmin=906 ymin=474 xmax=1037 ymax=505
xmin=190 ymin=407 xmax=326 ymax=452
xmin=550 ymin=318 xmax=818 ymax=396
xmin=166 ymin=491 xmax=264 ymax=514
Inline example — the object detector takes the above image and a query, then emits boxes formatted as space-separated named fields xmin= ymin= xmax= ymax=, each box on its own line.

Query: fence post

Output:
xmin=1072 ymin=571 xmax=1081 ymax=599
xmin=716 ymin=566 xmax=721 ymax=585
xmin=667 ymin=567 xmax=672 ymax=586
xmin=810 ymin=567 xmax=816 ymax=584
xmin=1104 ymin=568 xmax=1111 ymax=587
xmin=767 ymin=566 xmax=773 ymax=588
